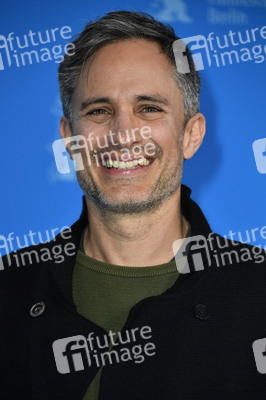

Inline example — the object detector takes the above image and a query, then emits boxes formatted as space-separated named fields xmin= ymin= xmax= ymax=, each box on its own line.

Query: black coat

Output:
xmin=1 ymin=185 xmax=266 ymax=400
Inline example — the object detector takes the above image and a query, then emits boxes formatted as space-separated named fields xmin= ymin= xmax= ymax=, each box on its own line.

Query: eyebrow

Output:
xmin=133 ymin=95 xmax=169 ymax=106
xmin=80 ymin=97 xmax=111 ymax=112
xmin=80 ymin=94 xmax=169 ymax=112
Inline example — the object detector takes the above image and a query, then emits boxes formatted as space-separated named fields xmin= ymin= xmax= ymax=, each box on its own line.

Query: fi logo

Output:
xmin=253 ymin=338 xmax=266 ymax=374
xmin=173 ymin=35 xmax=211 ymax=73
xmin=52 ymin=135 xmax=91 ymax=174
xmin=252 ymin=138 xmax=266 ymax=174
xmin=0 ymin=35 xmax=12 ymax=71
xmin=52 ymin=335 xmax=91 ymax=374
xmin=173 ymin=235 xmax=211 ymax=273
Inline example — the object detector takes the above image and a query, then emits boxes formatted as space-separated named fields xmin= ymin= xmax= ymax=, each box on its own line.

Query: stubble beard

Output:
xmin=77 ymin=151 xmax=183 ymax=217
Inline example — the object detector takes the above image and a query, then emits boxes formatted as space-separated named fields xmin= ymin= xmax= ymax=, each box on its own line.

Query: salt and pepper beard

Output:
xmin=76 ymin=135 xmax=184 ymax=216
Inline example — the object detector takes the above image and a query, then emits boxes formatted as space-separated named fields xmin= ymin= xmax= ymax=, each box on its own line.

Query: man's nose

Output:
xmin=111 ymin=111 xmax=141 ymax=146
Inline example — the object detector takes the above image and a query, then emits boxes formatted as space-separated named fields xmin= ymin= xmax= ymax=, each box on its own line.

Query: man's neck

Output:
xmin=83 ymin=190 xmax=189 ymax=267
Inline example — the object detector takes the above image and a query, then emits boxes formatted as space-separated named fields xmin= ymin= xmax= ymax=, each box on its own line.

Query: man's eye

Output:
xmin=142 ymin=106 xmax=161 ymax=113
xmin=87 ymin=109 xmax=108 ymax=115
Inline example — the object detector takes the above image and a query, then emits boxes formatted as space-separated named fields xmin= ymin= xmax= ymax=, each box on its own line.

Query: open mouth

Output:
xmin=102 ymin=157 xmax=154 ymax=170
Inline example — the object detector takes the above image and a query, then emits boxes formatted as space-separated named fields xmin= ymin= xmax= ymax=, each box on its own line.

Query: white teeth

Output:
xmin=104 ymin=158 xmax=152 ymax=170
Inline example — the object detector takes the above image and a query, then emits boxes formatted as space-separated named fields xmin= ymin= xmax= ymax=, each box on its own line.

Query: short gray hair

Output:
xmin=58 ymin=11 xmax=200 ymax=127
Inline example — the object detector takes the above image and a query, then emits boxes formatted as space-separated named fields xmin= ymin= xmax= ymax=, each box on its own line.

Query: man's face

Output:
xmin=69 ymin=39 xmax=186 ymax=214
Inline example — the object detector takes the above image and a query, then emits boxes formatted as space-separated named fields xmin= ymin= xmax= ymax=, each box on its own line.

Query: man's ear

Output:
xmin=60 ymin=116 xmax=73 ymax=159
xmin=183 ymin=113 xmax=206 ymax=160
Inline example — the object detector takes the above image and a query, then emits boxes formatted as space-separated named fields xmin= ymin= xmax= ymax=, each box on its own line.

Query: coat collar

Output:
xmin=78 ymin=184 xmax=212 ymax=237
xmin=49 ymin=184 xmax=213 ymax=308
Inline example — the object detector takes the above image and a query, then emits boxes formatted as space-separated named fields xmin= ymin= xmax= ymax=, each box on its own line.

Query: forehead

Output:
xmin=74 ymin=39 xmax=182 ymax=106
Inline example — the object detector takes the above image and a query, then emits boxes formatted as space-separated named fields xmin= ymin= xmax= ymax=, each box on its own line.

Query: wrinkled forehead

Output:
xmin=73 ymin=39 xmax=181 ymax=106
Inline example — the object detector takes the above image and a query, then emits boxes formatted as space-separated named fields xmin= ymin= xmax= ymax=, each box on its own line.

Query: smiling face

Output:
xmin=61 ymin=39 xmax=194 ymax=214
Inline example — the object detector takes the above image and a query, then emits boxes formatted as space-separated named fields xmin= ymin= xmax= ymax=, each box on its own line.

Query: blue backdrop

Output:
xmin=1 ymin=0 xmax=266 ymax=254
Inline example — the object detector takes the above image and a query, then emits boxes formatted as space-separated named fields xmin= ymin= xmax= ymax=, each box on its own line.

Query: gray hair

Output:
xmin=58 ymin=11 xmax=200 ymax=128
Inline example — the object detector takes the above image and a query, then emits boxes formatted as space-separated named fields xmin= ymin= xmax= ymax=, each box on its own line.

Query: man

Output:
xmin=1 ymin=11 xmax=266 ymax=400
